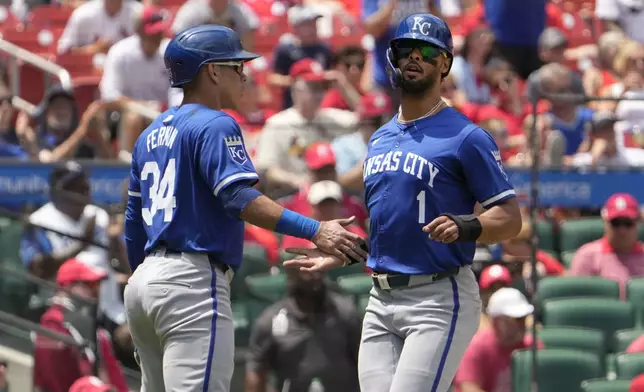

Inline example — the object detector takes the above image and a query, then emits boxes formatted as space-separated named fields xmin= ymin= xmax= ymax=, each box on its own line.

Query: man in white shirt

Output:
xmin=57 ymin=0 xmax=142 ymax=55
xmin=254 ymin=58 xmax=358 ymax=192
xmin=20 ymin=162 xmax=130 ymax=336
xmin=99 ymin=5 xmax=170 ymax=156
xmin=572 ymin=111 xmax=644 ymax=167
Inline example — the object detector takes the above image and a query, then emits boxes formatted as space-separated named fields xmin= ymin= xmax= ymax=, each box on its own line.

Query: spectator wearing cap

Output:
xmin=477 ymin=264 xmax=512 ymax=331
xmin=454 ymin=287 xmax=541 ymax=392
xmin=572 ymin=111 xmax=644 ymax=167
xmin=20 ymin=162 xmax=130 ymax=347
xmin=69 ymin=376 xmax=115 ymax=392
xmin=281 ymin=180 xmax=368 ymax=251
xmin=537 ymin=63 xmax=593 ymax=162
xmin=100 ymin=6 xmax=172 ymax=158
xmin=570 ymin=193 xmax=644 ymax=298
xmin=538 ymin=27 xmax=598 ymax=80
xmin=331 ymin=92 xmax=391 ymax=192
xmin=280 ymin=142 xmax=368 ymax=230
xmin=34 ymin=259 xmax=127 ymax=392
xmin=14 ymin=88 xmax=113 ymax=162
xmin=170 ymin=0 xmax=259 ymax=51
xmin=320 ymin=46 xmax=367 ymax=112
xmin=267 ymin=5 xmax=334 ymax=109
xmin=57 ymin=0 xmax=142 ymax=55
xmin=255 ymin=59 xmax=357 ymax=192
xmin=595 ymin=0 xmax=644 ymax=44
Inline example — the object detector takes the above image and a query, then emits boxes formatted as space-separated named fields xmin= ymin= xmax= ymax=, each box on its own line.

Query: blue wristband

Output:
xmin=275 ymin=209 xmax=320 ymax=240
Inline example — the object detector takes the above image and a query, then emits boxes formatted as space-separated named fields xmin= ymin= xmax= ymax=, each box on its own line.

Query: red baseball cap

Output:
xmin=304 ymin=142 xmax=336 ymax=170
xmin=479 ymin=264 xmax=512 ymax=290
xmin=56 ymin=259 xmax=107 ymax=287
xmin=139 ymin=6 xmax=170 ymax=35
xmin=602 ymin=193 xmax=640 ymax=221
xmin=631 ymin=374 xmax=644 ymax=392
xmin=69 ymin=376 xmax=113 ymax=392
xmin=289 ymin=58 xmax=327 ymax=82
xmin=359 ymin=92 xmax=392 ymax=119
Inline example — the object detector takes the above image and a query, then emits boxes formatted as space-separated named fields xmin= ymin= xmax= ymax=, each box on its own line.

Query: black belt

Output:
xmin=150 ymin=249 xmax=231 ymax=274
xmin=371 ymin=268 xmax=460 ymax=290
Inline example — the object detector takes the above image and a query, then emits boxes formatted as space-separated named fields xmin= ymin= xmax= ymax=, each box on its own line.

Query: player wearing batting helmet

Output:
xmin=123 ymin=25 xmax=366 ymax=392
xmin=284 ymin=13 xmax=523 ymax=392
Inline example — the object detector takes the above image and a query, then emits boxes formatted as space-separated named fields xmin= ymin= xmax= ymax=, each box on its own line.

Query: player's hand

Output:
xmin=312 ymin=216 xmax=368 ymax=265
xmin=283 ymin=247 xmax=346 ymax=272
xmin=423 ymin=215 xmax=459 ymax=243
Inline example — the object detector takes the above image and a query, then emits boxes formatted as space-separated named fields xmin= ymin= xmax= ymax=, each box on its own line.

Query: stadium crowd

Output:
xmin=2 ymin=0 xmax=644 ymax=391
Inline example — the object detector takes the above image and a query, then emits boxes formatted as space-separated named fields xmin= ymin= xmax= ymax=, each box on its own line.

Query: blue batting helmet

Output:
xmin=386 ymin=13 xmax=454 ymax=88
xmin=164 ymin=24 xmax=260 ymax=87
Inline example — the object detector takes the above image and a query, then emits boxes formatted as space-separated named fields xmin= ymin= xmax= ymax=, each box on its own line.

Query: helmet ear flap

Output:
xmin=386 ymin=48 xmax=402 ymax=88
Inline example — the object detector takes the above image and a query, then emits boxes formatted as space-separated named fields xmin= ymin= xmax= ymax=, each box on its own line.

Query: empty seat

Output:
xmin=581 ymin=379 xmax=631 ymax=392
xmin=326 ymin=262 xmax=367 ymax=282
xmin=230 ymin=244 xmax=271 ymax=300
xmin=559 ymin=218 xmax=604 ymax=253
xmin=542 ymin=298 xmax=635 ymax=351
xmin=615 ymin=352 xmax=644 ymax=379
xmin=337 ymin=274 xmax=372 ymax=297
xmin=538 ymin=327 xmax=605 ymax=359
xmin=537 ymin=276 xmax=620 ymax=307
xmin=535 ymin=219 xmax=556 ymax=252
xmin=28 ymin=5 xmax=74 ymax=28
xmin=626 ymin=278 xmax=644 ymax=326
xmin=512 ymin=348 xmax=602 ymax=392
xmin=614 ymin=329 xmax=644 ymax=353
xmin=245 ymin=272 xmax=286 ymax=303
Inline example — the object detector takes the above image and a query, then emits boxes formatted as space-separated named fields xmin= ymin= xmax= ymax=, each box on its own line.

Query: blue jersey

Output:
xmin=363 ymin=107 xmax=515 ymax=275
xmin=127 ymin=104 xmax=258 ymax=270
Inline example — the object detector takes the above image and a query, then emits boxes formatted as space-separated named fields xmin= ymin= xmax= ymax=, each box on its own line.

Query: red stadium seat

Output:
xmin=328 ymin=14 xmax=364 ymax=50
xmin=28 ymin=5 xmax=74 ymax=29
xmin=0 ymin=6 xmax=21 ymax=32
xmin=253 ymin=16 xmax=289 ymax=54
xmin=55 ymin=53 xmax=102 ymax=114
xmin=0 ymin=28 xmax=59 ymax=54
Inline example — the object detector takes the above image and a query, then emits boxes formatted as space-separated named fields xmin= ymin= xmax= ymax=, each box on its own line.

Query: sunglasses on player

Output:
xmin=610 ymin=218 xmax=636 ymax=228
xmin=213 ymin=61 xmax=245 ymax=76
xmin=392 ymin=41 xmax=447 ymax=63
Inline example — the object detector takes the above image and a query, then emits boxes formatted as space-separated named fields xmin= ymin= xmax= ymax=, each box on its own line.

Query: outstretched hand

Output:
xmin=311 ymin=216 xmax=368 ymax=265
xmin=282 ymin=247 xmax=347 ymax=272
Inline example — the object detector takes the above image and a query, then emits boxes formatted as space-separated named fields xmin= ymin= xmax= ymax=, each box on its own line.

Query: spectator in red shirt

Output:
xmin=282 ymin=180 xmax=367 ymax=251
xmin=454 ymin=287 xmax=538 ymax=392
xmin=626 ymin=334 xmax=644 ymax=353
xmin=34 ymin=259 xmax=127 ymax=392
xmin=321 ymin=45 xmax=367 ymax=112
xmin=69 ymin=376 xmax=115 ymax=392
xmin=570 ymin=193 xmax=644 ymax=298
xmin=280 ymin=142 xmax=368 ymax=230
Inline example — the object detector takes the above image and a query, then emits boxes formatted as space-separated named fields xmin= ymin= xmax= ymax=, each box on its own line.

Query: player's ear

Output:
xmin=206 ymin=63 xmax=219 ymax=85
xmin=440 ymin=56 xmax=451 ymax=79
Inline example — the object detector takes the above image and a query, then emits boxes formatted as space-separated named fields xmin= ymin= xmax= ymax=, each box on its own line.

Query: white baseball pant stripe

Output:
xmin=124 ymin=251 xmax=234 ymax=392
xmin=358 ymin=266 xmax=481 ymax=392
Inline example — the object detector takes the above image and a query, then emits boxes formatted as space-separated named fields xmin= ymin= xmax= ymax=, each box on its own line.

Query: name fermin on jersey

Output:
xmin=363 ymin=150 xmax=441 ymax=188
xmin=146 ymin=125 xmax=179 ymax=152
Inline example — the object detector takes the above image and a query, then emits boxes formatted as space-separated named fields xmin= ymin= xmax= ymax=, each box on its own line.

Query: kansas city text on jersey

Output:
xmin=363 ymin=150 xmax=440 ymax=188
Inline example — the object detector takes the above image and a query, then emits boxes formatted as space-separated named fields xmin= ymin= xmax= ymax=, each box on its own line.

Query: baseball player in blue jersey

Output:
xmin=284 ymin=14 xmax=523 ymax=392
xmin=122 ymin=25 xmax=367 ymax=392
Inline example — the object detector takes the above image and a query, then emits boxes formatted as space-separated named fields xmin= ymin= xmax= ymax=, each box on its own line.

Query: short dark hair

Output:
xmin=331 ymin=45 xmax=366 ymax=67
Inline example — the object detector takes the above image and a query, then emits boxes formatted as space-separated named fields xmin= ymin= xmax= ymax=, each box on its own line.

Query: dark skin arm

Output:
xmin=240 ymin=195 xmax=367 ymax=264
xmin=423 ymin=198 xmax=523 ymax=244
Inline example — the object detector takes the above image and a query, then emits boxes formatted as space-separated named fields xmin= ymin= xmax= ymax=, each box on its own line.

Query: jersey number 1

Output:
xmin=141 ymin=159 xmax=177 ymax=226
xmin=417 ymin=190 xmax=426 ymax=224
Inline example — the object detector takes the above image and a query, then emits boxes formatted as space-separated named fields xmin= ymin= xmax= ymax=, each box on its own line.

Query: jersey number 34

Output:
xmin=141 ymin=159 xmax=177 ymax=226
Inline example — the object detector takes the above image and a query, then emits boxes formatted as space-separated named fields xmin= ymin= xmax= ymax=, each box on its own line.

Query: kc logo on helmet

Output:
xmin=225 ymin=136 xmax=248 ymax=165
xmin=412 ymin=17 xmax=432 ymax=36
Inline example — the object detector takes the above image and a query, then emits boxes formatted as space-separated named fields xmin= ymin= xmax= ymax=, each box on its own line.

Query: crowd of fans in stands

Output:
xmin=2 ymin=0 xmax=644 ymax=390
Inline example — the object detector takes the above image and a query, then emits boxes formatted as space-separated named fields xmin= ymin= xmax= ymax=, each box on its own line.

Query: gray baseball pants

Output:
xmin=358 ymin=266 xmax=481 ymax=392
xmin=124 ymin=250 xmax=234 ymax=392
